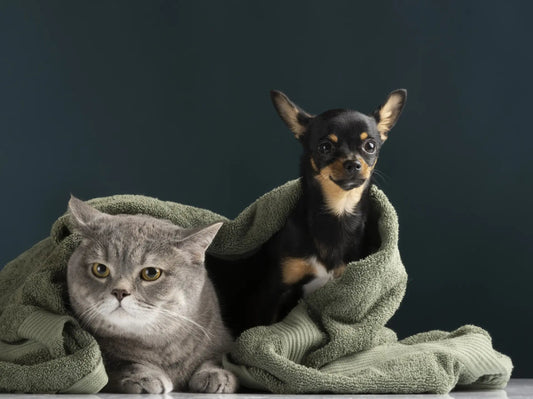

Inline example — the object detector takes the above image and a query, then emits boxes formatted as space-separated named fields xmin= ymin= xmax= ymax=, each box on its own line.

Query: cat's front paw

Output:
xmin=108 ymin=364 xmax=173 ymax=394
xmin=189 ymin=367 xmax=238 ymax=393
xmin=120 ymin=375 xmax=172 ymax=394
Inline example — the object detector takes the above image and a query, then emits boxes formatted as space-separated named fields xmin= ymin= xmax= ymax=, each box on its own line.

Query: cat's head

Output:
xmin=66 ymin=195 xmax=222 ymax=337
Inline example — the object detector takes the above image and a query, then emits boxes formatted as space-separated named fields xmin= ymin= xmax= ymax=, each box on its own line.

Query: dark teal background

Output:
xmin=1 ymin=1 xmax=532 ymax=377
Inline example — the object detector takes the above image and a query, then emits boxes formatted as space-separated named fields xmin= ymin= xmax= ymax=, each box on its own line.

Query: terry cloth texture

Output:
xmin=0 ymin=180 xmax=512 ymax=393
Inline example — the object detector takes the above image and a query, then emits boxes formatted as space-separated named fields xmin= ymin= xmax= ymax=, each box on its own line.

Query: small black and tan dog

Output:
xmin=207 ymin=89 xmax=406 ymax=336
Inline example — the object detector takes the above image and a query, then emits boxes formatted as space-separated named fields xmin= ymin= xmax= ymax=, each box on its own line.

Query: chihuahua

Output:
xmin=206 ymin=89 xmax=406 ymax=336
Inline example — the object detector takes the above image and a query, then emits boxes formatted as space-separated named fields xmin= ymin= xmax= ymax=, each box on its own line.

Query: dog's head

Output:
xmin=271 ymin=89 xmax=406 ymax=192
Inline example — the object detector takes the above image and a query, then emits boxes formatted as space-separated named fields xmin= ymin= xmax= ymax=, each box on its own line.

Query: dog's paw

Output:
xmin=189 ymin=367 xmax=238 ymax=393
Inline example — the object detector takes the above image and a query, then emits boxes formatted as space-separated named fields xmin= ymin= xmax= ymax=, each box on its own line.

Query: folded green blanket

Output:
xmin=0 ymin=180 xmax=512 ymax=393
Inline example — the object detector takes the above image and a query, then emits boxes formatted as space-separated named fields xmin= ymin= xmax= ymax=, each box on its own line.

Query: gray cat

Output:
xmin=66 ymin=196 xmax=238 ymax=394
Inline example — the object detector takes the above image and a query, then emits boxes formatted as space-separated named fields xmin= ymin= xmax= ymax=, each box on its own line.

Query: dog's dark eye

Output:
xmin=318 ymin=141 xmax=333 ymax=154
xmin=363 ymin=140 xmax=376 ymax=154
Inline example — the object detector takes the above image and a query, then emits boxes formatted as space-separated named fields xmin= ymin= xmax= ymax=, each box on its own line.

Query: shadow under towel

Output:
xmin=0 ymin=180 xmax=512 ymax=393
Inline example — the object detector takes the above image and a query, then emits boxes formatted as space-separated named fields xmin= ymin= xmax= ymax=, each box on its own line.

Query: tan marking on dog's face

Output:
xmin=313 ymin=152 xmax=379 ymax=217
xmin=282 ymin=257 xmax=315 ymax=285
xmin=360 ymin=132 xmax=368 ymax=140
xmin=314 ymin=169 xmax=368 ymax=217
xmin=322 ymin=160 xmax=345 ymax=181
xmin=327 ymin=134 xmax=338 ymax=143
xmin=357 ymin=156 xmax=373 ymax=180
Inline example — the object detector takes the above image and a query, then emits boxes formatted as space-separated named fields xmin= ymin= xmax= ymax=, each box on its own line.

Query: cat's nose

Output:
xmin=111 ymin=289 xmax=130 ymax=302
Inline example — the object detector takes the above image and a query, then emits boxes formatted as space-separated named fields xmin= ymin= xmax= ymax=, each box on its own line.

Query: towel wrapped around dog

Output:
xmin=0 ymin=180 xmax=512 ymax=393
xmin=223 ymin=184 xmax=513 ymax=393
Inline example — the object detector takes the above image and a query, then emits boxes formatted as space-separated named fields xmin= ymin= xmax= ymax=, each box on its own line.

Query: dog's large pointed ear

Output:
xmin=270 ymin=90 xmax=313 ymax=139
xmin=373 ymin=89 xmax=407 ymax=141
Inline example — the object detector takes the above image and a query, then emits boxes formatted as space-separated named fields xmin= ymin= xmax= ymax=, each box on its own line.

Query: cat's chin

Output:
xmin=103 ymin=305 xmax=160 ymax=333
xmin=95 ymin=305 xmax=136 ymax=327
xmin=111 ymin=306 xmax=132 ymax=317
xmin=109 ymin=306 xmax=142 ymax=322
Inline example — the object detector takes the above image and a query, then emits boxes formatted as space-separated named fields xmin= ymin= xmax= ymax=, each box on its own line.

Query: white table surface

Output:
xmin=0 ymin=378 xmax=531 ymax=399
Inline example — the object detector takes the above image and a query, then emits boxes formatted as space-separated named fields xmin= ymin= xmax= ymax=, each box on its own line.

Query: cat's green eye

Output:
xmin=141 ymin=267 xmax=162 ymax=281
xmin=92 ymin=263 xmax=110 ymax=278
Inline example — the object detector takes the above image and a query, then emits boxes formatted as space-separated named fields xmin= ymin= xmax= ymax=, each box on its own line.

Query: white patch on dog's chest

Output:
xmin=302 ymin=256 xmax=336 ymax=296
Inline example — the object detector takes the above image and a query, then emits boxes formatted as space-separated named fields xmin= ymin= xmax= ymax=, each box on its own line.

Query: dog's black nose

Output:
xmin=343 ymin=160 xmax=362 ymax=173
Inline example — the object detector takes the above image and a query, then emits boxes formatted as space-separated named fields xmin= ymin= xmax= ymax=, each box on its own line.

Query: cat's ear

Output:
xmin=68 ymin=195 xmax=106 ymax=235
xmin=177 ymin=222 xmax=223 ymax=264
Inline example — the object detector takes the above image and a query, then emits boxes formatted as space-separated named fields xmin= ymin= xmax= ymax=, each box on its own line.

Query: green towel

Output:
xmin=223 ymin=184 xmax=513 ymax=394
xmin=0 ymin=179 xmax=512 ymax=393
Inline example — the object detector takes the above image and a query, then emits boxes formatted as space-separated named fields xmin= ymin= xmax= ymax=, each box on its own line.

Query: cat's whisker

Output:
xmin=170 ymin=313 xmax=213 ymax=341
xmin=83 ymin=309 xmax=101 ymax=328
xmin=76 ymin=302 xmax=110 ymax=337
xmin=138 ymin=303 xmax=213 ymax=341
xmin=152 ymin=313 xmax=199 ymax=339
xmin=77 ymin=302 xmax=100 ymax=318
xmin=77 ymin=304 xmax=101 ymax=327
xmin=145 ymin=306 xmax=203 ymax=335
